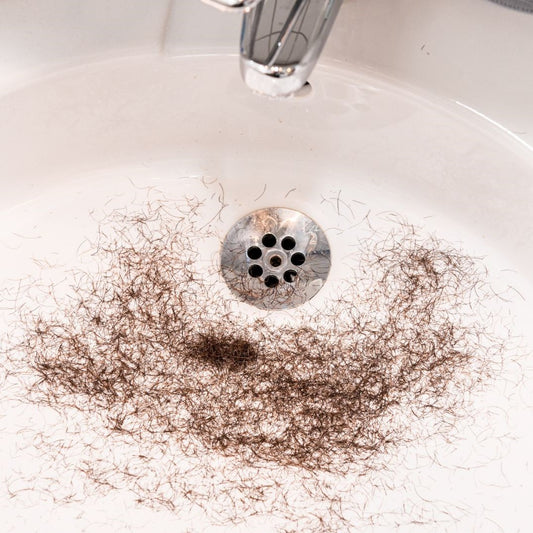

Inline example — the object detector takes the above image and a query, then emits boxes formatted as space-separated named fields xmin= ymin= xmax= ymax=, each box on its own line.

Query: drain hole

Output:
xmin=247 ymin=246 xmax=262 ymax=260
xmin=221 ymin=207 xmax=331 ymax=309
xmin=291 ymin=252 xmax=306 ymax=266
xmin=283 ymin=270 xmax=297 ymax=283
xmin=262 ymin=233 xmax=277 ymax=247
xmin=264 ymin=275 xmax=279 ymax=288
xmin=269 ymin=255 xmax=282 ymax=267
xmin=281 ymin=236 xmax=296 ymax=250
xmin=248 ymin=265 xmax=263 ymax=278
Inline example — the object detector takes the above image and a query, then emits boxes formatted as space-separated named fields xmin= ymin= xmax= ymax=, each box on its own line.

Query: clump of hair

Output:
xmin=2 ymin=197 xmax=508 ymax=531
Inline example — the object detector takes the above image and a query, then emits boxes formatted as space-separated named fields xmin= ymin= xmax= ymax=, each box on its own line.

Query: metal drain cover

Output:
xmin=220 ymin=207 xmax=331 ymax=310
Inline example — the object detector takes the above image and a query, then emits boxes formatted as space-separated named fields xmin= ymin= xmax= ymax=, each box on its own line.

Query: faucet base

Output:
xmin=202 ymin=0 xmax=262 ymax=12
xmin=240 ymin=57 xmax=310 ymax=97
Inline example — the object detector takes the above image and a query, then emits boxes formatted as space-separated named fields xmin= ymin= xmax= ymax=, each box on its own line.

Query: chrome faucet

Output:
xmin=205 ymin=0 xmax=343 ymax=97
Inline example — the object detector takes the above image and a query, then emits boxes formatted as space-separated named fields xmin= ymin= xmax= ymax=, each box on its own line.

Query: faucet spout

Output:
xmin=205 ymin=0 xmax=343 ymax=97
xmin=240 ymin=0 xmax=342 ymax=97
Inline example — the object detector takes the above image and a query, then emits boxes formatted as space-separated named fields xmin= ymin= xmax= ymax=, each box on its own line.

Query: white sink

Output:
xmin=0 ymin=2 xmax=532 ymax=532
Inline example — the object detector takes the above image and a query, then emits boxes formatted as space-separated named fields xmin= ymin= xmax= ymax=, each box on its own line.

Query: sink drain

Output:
xmin=220 ymin=207 xmax=331 ymax=310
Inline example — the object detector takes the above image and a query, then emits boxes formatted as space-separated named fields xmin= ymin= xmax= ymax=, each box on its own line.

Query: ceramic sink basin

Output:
xmin=0 ymin=1 xmax=532 ymax=532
